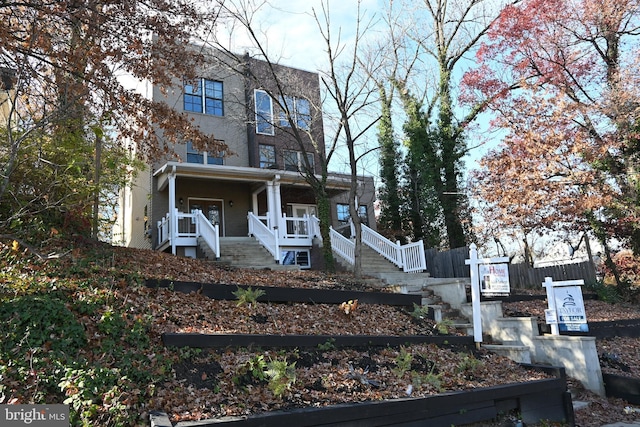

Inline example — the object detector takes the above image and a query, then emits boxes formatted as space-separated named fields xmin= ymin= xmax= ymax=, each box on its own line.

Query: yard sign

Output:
xmin=466 ymin=244 xmax=510 ymax=344
xmin=542 ymin=277 xmax=589 ymax=334
xmin=479 ymin=263 xmax=510 ymax=296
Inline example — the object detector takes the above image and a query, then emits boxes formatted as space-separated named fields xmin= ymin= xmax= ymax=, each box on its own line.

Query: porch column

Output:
xmin=265 ymin=175 xmax=282 ymax=231
xmin=168 ymin=167 xmax=177 ymax=255
xmin=272 ymin=175 xmax=282 ymax=231
xmin=266 ymin=181 xmax=275 ymax=229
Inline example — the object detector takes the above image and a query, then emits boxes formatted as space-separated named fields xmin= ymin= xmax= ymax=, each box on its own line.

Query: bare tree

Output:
xmin=205 ymin=0 xmax=380 ymax=275
xmin=313 ymin=0 xmax=381 ymax=278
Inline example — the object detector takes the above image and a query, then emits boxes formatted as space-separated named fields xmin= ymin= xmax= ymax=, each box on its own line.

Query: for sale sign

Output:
xmin=479 ymin=263 xmax=510 ymax=296
xmin=553 ymin=285 xmax=589 ymax=332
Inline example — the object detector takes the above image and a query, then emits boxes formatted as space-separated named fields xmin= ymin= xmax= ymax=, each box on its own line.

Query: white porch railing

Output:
xmin=195 ymin=210 xmax=220 ymax=258
xmin=248 ymin=212 xmax=279 ymax=261
xmin=282 ymin=214 xmax=314 ymax=238
xmin=310 ymin=215 xmax=321 ymax=239
xmin=399 ymin=240 xmax=427 ymax=273
xmin=329 ymin=226 xmax=354 ymax=264
xmin=361 ymin=225 xmax=403 ymax=269
xmin=156 ymin=209 xmax=220 ymax=257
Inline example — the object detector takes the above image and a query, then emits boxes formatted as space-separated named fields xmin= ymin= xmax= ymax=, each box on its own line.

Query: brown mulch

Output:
xmin=76 ymin=245 xmax=640 ymax=425
xmin=503 ymin=297 xmax=640 ymax=426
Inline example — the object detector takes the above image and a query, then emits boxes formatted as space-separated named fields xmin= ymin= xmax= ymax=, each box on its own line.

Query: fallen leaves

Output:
xmin=338 ymin=299 xmax=358 ymax=315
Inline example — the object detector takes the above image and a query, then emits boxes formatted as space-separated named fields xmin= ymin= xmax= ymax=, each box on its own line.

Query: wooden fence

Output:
xmin=424 ymin=247 xmax=470 ymax=278
xmin=425 ymin=247 xmax=597 ymax=289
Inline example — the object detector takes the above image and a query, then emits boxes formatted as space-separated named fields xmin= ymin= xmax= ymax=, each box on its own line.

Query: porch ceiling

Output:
xmin=154 ymin=162 xmax=354 ymax=192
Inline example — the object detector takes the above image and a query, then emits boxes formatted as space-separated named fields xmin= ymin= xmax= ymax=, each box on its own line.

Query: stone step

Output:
xmin=199 ymin=236 xmax=298 ymax=270
xmin=481 ymin=344 xmax=531 ymax=364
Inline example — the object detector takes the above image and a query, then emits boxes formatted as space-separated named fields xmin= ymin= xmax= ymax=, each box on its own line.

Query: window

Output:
xmin=259 ymin=144 xmax=276 ymax=169
xmin=186 ymin=141 xmax=224 ymax=165
xmin=279 ymin=96 xmax=311 ymax=130
xmin=184 ymin=78 xmax=224 ymax=116
xmin=204 ymin=80 xmax=224 ymax=115
xmin=281 ymin=249 xmax=310 ymax=269
xmin=255 ymin=90 xmax=274 ymax=135
xmin=283 ymin=150 xmax=314 ymax=172
xmin=336 ymin=204 xmax=369 ymax=226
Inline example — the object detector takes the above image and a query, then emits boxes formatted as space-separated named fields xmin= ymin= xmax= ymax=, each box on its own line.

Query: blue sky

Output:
xmin=214 ymin=0 xmax=501 ymax=178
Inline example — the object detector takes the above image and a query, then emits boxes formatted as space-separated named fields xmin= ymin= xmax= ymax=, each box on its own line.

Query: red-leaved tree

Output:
xmin=464 ymin=0 xmax=640 ymax=274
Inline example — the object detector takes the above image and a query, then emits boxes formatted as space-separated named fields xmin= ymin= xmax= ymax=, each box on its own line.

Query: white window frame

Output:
xmin=255 ymin=89 xmax=274 ymax=135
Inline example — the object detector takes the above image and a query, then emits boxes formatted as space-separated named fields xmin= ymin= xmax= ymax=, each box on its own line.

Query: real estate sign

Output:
xmin=479 ymin=263 xmax=510 ymax=296
xmin=553 ymin=285 xmax=589 ymax=332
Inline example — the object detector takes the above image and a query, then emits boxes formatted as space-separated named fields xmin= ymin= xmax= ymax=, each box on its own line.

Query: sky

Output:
xmin=211 ymin=0 xmax=500 ymax=179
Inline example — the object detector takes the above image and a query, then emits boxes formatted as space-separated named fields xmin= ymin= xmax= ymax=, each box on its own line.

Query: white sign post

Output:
xmin=465 ymin=244 xmax=510 ymax=346
xmin=542 ymin=277 xmax=588 ymax=335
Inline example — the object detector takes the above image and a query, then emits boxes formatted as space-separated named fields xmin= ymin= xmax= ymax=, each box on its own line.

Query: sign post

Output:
xmin=465 ymin=244 xmax=510 ymax=346
xmin=542 ymin=277 xmax=588 ymax=334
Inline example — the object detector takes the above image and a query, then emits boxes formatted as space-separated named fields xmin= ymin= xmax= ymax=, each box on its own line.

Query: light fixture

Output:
xmin=178 ymin=198 xmax=184 ymax=206
xmin=228 ymin=200 xmax=234 ymax=208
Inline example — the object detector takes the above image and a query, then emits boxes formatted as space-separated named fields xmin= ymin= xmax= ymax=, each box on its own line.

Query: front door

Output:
xmin=189 ymin=199 xmax=224 ymax=235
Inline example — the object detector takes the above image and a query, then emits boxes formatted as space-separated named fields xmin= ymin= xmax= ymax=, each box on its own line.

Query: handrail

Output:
xmin=156 ymin=210 xmax=220 ymax=258
xmin=194 ymin=210 xmax=220 ymax=258
xmin=248 ymin=212 xmax=279 ymax=261
xmin=330 ymin=226 xmax=354 ymax=265
xmin=310 ymin=215 xmax=321 ymax=238
xmin=157 ymin=213 xmax=170 ymax=246
xmin=361 ymin=225 xmax=403 ymax=269
xmin=282 ymin=214 xmax=312 ymax=238
xmin=400 ymin=240 xmax=426 ymax=273
xmin=360 ymin=223 xmax=426 ymax=273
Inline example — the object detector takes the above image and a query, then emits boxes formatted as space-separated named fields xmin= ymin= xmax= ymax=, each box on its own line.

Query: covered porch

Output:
xmin=152 ymin=162 xmax=350 ymax=267
xmin=152 ymin=162 xmax=427 ymax=273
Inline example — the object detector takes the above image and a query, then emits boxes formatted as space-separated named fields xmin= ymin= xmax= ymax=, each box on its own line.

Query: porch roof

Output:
xmin=153 ymin=162 xmax=354 ymax=192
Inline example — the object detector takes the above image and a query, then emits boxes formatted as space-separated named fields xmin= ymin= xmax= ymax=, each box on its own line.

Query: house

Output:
xmin=113 ymin=47 xmax=389 ymax=270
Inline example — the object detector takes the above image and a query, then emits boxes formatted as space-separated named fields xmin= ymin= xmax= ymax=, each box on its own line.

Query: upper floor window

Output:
xmin=283 ymin=150 xmax=314 ymax=172
xmin=259 ymin=144 xmax=276 ymax=169
xmin=255 ymin=89 xmax=274 ymax=135
xmin=336 ymin=203 xmax=369 ymax=226
xmin=279 ymin=96 xmax=311 ymax=130
xmin=187 ymin=141 xmax=224 ymax=165
xmin=184 ymin=78 xmax=223 ymax=116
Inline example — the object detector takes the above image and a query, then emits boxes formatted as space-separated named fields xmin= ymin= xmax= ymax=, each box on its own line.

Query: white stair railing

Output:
xmin=310 ymin=215 xmax=321 ymax=238
xmin=329 ymin=226 xmax=354 ymax=265
xmin=361 ymin=225 xmax=403 ymax=269
xmin=400 ymin=240 xmax=427 ymax=273
xmin=360 ymin=223 xmax=426 ymax=273
xmin=194 ymin=210 xmax=220 ymax=258
xmin=248 ymin=212 xmax=279 ymax=261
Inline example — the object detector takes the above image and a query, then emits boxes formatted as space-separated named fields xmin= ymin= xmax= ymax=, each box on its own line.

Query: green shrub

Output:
xmin=232 ymin=286 xmax=266 ymax=307
xmin=265 ymin=357 xmax=296 ymax=397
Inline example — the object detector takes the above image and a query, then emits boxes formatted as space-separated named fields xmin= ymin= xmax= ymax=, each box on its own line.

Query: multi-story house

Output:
xmin=114 ymin=48 xmax=384 ymax=270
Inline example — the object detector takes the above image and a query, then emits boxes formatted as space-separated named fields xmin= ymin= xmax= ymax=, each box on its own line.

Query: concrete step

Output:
xmin=200 ymin=236 xmax=299 ymax=271
xmin=482 ymin=344 xmax=531 ymax=364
